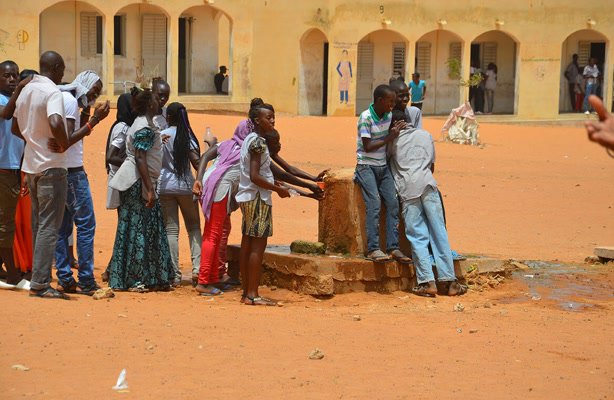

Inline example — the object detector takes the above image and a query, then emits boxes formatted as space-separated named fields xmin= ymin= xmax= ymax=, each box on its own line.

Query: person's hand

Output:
xmin=161 ymin=134 xmax=171 ymax=144
xmin=389 ymin=120 xmax=406 ymax=139
xmin=276 ymin=186 xmax=290 ymax=198
xmin=20 ymin=183 xmax=29 ymax=197
xmin=92 ymin=100 xmax=111 ymax=122
xmin=586 ymin=95 xmax=614 ymax=151
xmin=192 ymin=180 xmax=203 ymax=197
xmin=316 ymin=169 xmax=329 ymax=182
xmin=47 ymin=138 xmax=65 ymax=153
xmin=145 ymin=188 xmax=155 ymax=208
xmin=16 ymin=75 xmax=33 ymax=90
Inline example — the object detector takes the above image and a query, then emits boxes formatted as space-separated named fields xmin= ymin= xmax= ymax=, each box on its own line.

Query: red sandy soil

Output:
xmin=1 ymin=114 xmax=612 ymax=399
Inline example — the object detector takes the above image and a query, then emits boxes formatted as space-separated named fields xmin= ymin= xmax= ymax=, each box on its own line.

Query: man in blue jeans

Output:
xmin=354 ymin=84 xmax=410 ymax=263
xmin=51 ymin=71 xmax=110 ymax=294
xmin=13 ymin=51 xmax=71 ymax=299
xmin=388 ymin=109 xmax=466 ymax=297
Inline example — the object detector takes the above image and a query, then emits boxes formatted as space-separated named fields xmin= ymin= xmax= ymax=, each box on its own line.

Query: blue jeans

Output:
xmin=354 ymin=164 xmax=400 ymax=253
xmin=26 ymin=168 xmax=67 ymax=291
xmin=402 ymin=186 xmax=456 ymax=284
xmin=583 ymin=82 xmax=596 ymax=112
xmin=55 ymin=170 xmax=96 ymax=288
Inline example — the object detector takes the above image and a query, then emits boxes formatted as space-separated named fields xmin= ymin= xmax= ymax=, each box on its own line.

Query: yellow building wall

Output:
xmin=0 ymin=0 xmax=612 ymax=120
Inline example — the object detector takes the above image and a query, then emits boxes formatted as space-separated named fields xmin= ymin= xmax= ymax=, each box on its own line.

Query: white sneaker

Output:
xmin=585 ymin=110 xmax=590 ymax=115
xmin=14 ymin=279 xmax=31 ymax=291
xmin=0 ymin=280 xmax=16 ymax=290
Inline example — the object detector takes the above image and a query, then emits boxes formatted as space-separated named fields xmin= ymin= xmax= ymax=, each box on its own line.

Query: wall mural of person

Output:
xmin=336 ymin=49 xmax=352 ymax=104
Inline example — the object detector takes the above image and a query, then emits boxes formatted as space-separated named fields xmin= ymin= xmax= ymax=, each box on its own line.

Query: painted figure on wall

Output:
xmin=336 ymin=49 xmax=352 ymax=104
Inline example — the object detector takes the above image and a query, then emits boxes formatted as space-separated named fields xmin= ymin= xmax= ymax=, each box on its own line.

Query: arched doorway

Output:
xmin=414 ymin=30 xmax=464 ymax=114
xmin=559 ymin=29 xmax=608 ymax=113
xmin=356 ymin=29 xmax=409 ymax=114
xmin=178 ymin=5 xmax=232 ymax=94
xmin=298 ymin=28 xmax=328 ymax=115
xmin=471 ymin=30 xmax=518 ymax=114
xmin=113 ymin=3 xmax=169 ymax=93
xmin=40 ymin=1 xmax=104 ymax=81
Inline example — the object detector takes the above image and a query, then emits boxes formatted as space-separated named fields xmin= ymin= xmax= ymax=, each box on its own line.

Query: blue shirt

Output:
xmin=0 ymin=94 xmax=25 ymax=169
xmin=409 ymin=80 xmax=426 ymax=103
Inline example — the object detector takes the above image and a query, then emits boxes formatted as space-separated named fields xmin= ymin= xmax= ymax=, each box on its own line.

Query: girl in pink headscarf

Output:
xmin=191 ymin=98 xmax=264 ymax=295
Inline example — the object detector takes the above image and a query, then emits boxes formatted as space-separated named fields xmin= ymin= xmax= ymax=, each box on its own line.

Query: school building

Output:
xmin=1 ymin=0 xmax=612 ymax=120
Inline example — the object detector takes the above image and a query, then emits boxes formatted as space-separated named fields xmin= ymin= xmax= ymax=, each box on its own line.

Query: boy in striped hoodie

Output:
xmin=354 ymin=84 xmax=410 ymax=263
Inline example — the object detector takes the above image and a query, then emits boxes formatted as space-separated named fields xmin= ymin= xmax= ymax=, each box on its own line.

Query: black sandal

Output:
xmin=412 ymin=283 xmax=437 ymax=297
xmin=447 ymin=281 xmax=468 ymax=296
xmin=29 ymin=287 xmax=71 ymax=300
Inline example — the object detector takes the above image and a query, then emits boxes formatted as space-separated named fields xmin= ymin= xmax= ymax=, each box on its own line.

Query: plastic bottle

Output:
xmin=203 ymin=127 xmax=214 ymax=146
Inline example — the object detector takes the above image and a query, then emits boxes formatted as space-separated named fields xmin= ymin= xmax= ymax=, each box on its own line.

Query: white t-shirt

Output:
xmin=485 ymin=70 xmax=497 ymax=90
xmin=62 ymin=92 xmax=84 ymax=168
xmin=236 ymin=132 xmax=274 ymax=205
xmin=108 ymin=122 xmax=129 ymax=176
xmin=15 ymin=75 xmax=67 ymax=174
xmin=583 ymin=65 xmax=599 ymax=85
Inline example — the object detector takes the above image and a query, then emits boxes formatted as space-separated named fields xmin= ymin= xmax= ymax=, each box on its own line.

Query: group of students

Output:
xmin=0 ymin=50 xmax=328 ymax=305
xmin=355 ymin=79 xmax=466 ymax=297
xmin=1 ymin=49 xmax=465 ymax=302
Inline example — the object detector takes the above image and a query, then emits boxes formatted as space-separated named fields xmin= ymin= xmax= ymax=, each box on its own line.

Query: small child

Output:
xmin=355 ymin=84 xmax=410 ymax=263
xmin=388 ymin=110 xmax=466 ymax=297
xmin=235 ymin=105 xmax=290 ymax=306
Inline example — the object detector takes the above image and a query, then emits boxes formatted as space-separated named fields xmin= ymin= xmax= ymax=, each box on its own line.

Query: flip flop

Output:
xmin=29 ymin=287 xmax=71 ymax=300
xmin=244 ymin=296 xmax=277 ymax=306
xmin=367 ymin=250 xmax=392 ymax=262
xmin=199 ymin=287 xmax=223 ymax=297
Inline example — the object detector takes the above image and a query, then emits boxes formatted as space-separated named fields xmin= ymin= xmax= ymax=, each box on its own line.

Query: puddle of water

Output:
xmin=501 ymin=262 xmax=612 ymax=312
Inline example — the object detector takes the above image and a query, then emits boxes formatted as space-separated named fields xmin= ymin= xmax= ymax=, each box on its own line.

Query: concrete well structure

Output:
xmin=226 ymin=169 xmax=482 ymax=295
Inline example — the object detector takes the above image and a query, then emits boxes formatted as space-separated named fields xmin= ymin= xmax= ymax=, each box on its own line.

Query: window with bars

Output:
xmin=482 ymin=42 xmax=497 ymax=67
xmin=577 ymin=41 xmax=590 ymax=67
xmin=81 ymin=13 xmax=102 ymax=56
xmin=415 ymin=42 xmax=431 ymax=79
xmin=449 ymin=42 xmax=462 ymax=62
xmin=392 ymin=42 xmax=406 ymax=78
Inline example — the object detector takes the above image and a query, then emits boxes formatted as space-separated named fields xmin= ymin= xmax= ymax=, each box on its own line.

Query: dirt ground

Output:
xmin=1 ymin=113 xmax=613 ymax=399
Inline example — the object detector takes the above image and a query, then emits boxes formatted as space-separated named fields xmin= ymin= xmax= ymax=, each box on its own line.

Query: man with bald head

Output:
xmin=12 ymin=51 xmax=71 ymax=299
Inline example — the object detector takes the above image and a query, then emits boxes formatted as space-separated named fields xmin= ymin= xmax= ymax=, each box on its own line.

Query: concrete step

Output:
xmin=227 ymin=245 xmax=510 ymax=295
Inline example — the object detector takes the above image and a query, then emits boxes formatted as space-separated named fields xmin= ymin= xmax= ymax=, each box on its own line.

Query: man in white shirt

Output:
xmin=52 ymin=71 xmax=110 ymax=295
xmin=583 ymin=58 xmax=599 ymax=113
xmin=12 ymin=51 xmax=70 ymax=299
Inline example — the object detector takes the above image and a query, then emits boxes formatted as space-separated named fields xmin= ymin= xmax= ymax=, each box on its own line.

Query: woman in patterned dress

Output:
xmin=107 ymin=87 xmax=174 ymax=292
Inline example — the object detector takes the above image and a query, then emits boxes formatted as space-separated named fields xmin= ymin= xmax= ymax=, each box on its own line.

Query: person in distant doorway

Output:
xmin=484 ymin=63 xmax=497 ymax=114
xmin=564 ymin=54 xmax=580 ymax=112
xmin=336 ymin=50 xmax=352 ymax=104
xmin=214 ymin=66 xmax=228 ymax=95
xmin=409 ymin=73 xmax=426 ymax=110
xmin=469 ymin=59 xmax=484 ymax=113
xmin=583 ymin=58 xmax=600 ymax=114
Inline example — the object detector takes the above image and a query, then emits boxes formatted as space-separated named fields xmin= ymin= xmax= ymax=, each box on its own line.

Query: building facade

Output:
xmin=0 ymin=0 xmax=611 ymax=119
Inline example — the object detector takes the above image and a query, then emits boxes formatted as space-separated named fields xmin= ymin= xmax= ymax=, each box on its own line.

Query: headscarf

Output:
xmin=105 ymin=92 xmax=137 ymax=173
xmin=58 ymin=70 xmax=101 ymax=107
xmin=200 ymin=119 xmax=253 ymax=220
